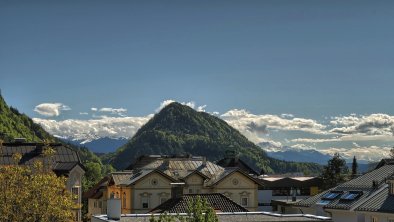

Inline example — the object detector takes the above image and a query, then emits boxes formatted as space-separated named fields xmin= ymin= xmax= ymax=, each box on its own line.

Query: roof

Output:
xmin=216 ymin=157 xmax=260 ymax=176
xmin=149 ymin=193 xmax=248 ymax=213
xmin=295 ymin=164 xmax=394 ymax=210
xmin=93 ymin=212 xmax=332 ymax=222
xmin=0 ymin=142 xmax=84 ymax=175
xmin=206 ymin=168 xmax=263 ymax=187
xmin=375 ymin=158 xmax=394 ymax=169
xmin=259 ymin=177 xmax=323 ymax=189
xmin=83 ymin=176 xmax=110 ymax=199
xmin=355 ymin=184 xmax=394 ymax=213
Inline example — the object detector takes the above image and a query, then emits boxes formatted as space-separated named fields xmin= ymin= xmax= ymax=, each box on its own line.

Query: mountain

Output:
xmin=0 ymin=94 xmax=53 ymax=142
xmin=105 ymin=102 xmax=322 ymax=174
xmin=258 ymin=142 xmax=332 ymax=164
xmin=61 ymin=137 xmax=129 ymax=153
xmin=0 ymin=92 xmax=112 ymax=178
xmin=267 ymin=148 xmax=332 ymax=164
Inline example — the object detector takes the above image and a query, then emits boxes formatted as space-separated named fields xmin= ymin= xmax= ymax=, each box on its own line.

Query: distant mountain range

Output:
xmin=60 ymin=137 xmax=128 ymax=153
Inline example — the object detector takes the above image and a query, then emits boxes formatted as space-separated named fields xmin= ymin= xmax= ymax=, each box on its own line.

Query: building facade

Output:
xmin=85 ymin=155 xmax=261 ymax=216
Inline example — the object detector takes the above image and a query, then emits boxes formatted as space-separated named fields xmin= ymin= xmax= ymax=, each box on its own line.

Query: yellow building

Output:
xmin=85 ymin=155 xmax=262 ymax=216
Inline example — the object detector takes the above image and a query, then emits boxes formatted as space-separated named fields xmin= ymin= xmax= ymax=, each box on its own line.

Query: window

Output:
xmin=116 ymin=192 xmax=120 ymax=199
xmin=241 ymin=197 xmax=248 ymax=207
xmin=340 ymin=191 xmax=362 ymax=200
xmin=317 ymin=200 xmax=331 ymax=205
xmin=142 ymin=197 xmax=149 ymax=209
xmin=321 ymin=191 xmax=342 ymax=200
xmin=371 ymin=216 xmax=378 ymax=222
xmin=123 ymin=192 xmax=127 ymax=208
xmin=189 ymin=188 xmax=193 ymax=194
xmin=72 ymin=187 xmax=79 ymax=203
xmin=98 ymin=201 xmax=102 ymax=208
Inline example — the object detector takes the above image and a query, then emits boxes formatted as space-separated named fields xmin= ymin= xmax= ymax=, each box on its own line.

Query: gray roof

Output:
xmin=295 ymin=164 xmax=394 ymax=211
xmin=356 ymin=184 xmax=394 ymax=213
xmin=149 ymin=193 xmax=249 ymax=213
xmin=0 ymin=142 xmax=83 ymax=175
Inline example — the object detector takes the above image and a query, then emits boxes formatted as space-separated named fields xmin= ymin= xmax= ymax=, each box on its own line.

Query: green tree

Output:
xmin=390 ymin=147 xmax=394 ymax=158
xmin=321 ymin=153 xmax=349 ymax=189
xmin=0 ymin=153 xmax=76 ymax=222
xmin=351 ymin=156 xmax=358 ymax=178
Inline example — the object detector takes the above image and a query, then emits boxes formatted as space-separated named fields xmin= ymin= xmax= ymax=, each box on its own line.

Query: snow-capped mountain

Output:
xmin=60 ymin=137 xmax=128 ymax=153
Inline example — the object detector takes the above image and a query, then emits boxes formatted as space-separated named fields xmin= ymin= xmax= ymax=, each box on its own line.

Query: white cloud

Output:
xmin=281 ymin=113 xmax=294 ymax=118
xmin=155 ymin=99 xmax=207 ymax=113
xmin=34 ymin=103 xmax=71 ymax=117
xmin=221 ymin=109 xmax=327 ymax=136
xmin=79 ymin=112 xmax=88 ymax=115
xmin=330 ymin=114 xmax=394 ymax=136
xmin=98 ymin=107 xmax=127 ymax=116
xmin=33 ymin=115 xmax=152 ymax=142
xmin=319 ymin=146 xmax=392 ymax=162
xmin=91 ymin=107 xmax=98 ymax=112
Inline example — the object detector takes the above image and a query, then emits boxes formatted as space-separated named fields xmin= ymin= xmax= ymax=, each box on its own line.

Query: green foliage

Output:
xmin=0 ymin=152 xmax=76 ymax=222
xmin=321 ymin=153 xmax=349 ymax=189
xmin=0 ymin=94 xmax=53 ymax=142
xmin=0 ymin=93 xmax=112 ymax=221
xmin=108 ymin=102 xmax=322 ymax=174
xmin=351 ymin=156 xmax=358 ymax=178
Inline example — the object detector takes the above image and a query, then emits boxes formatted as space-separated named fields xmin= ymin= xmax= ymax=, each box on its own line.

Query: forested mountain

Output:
xmin=105 ymin=102 xmax=322 ymax=174
xmin=0 ymin=94 xmax=53 ymax=142
xmin=0 ymin=92 xmax=113 ymax=189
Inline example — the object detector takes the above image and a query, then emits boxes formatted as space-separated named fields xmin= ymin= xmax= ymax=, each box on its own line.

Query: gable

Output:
xmin=215 ymin=171 xmax=256 ymax=188
xmin=133 ymin=171 xmax=173 ymax=189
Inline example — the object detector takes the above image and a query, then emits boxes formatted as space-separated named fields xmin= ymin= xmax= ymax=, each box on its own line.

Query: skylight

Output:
xmin=317 ymin=200 xmax=331 ymax=205
xmin=322 ymin=192 xmax=342 ymax=200
xmin=340 ymin=191 xmax=363 ymax=200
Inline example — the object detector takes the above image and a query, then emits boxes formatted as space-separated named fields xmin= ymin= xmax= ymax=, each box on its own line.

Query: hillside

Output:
xmin=106 ymin=102 xmax=322 ymax=174
xmin=0 ymin=94 xmax=53 ymax=142
xmin=0 ymin=92 xmax=112 ymax=182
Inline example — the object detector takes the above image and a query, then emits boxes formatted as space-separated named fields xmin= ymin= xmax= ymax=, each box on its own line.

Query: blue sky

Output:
xmin=1 ymin=0 xmax=394 ymax=161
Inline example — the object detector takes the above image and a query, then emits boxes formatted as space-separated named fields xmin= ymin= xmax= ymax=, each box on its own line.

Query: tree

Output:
xmin=0 ymin=148 xmax=77 ymax=222
xmin=351 ymin=156 xmax=358 ymax=178
xmin=149 ymin=196 xmax=218 ymax=222
xmin=390 ymin=147 xmax=394 ymax=158
xmin=321 ymin=153 xmax=349 ymax=189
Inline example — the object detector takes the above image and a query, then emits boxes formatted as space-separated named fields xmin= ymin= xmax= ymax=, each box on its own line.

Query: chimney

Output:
xmin=389 ymin=177 xmax=394 ymax=196
xmin=107 ymin=196 xmax=121 ymax=220
xmin=202 ymin=157 xmax=207 ymax=167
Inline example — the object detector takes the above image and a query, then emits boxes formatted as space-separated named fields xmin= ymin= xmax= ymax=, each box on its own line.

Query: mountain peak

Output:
xmin=108 ymin=102 xmax=322 ymax=174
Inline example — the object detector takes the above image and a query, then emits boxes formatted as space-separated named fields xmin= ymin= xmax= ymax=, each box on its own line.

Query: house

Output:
xmin=0 ymin=141 xmax=85 ymax=222
xmin=85 ymin=155 xmax=262 ymax=216
xmin=258 ymin=176 xmax=323 ymax=212
xmin=295 ymin=159 xmax=394 ymax=222
xmin=149 ymin=193 xmax=249 ymax=213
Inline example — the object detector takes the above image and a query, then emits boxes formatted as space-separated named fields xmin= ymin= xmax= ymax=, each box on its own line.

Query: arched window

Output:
xmin=123 ymin=192 xmax=127 ymax=208
xmin=116 ymin=192 xmax=119 ymax=199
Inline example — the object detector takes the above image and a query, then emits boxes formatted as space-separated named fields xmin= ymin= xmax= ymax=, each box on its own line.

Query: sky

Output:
xmin=1 ymin=0 xmax=394 ymax=162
